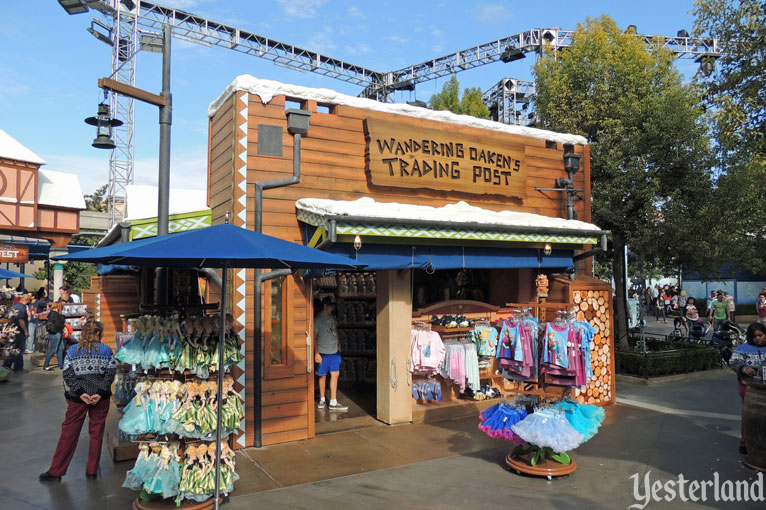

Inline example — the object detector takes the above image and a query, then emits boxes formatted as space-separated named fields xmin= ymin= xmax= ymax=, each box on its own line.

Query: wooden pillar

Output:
xmin=376 ymin=269 xmax=413 ymax=425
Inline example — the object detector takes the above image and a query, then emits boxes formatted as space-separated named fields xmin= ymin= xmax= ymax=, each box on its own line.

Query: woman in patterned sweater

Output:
xmin=39 ymin=320 xmax=116 ymax=482
xmin=729 ymin=322 xmax=766 ymax=455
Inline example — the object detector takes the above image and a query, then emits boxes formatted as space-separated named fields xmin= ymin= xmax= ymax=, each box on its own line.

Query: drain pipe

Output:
xmin=253 ymin=108 xmax=312 ymax=448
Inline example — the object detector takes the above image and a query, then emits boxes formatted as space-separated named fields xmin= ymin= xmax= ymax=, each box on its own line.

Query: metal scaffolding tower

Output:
xmin=62 ymin=1 xmax=721 ymax=218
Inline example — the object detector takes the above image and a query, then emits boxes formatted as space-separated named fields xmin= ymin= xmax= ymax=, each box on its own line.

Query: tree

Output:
xmin=534 ymin=16 xmax=714 ymax=349
xmin=85 ymin=184 xmax=109 ymax=212
xmin=694 ymin=0 xmax=766 ymax=274
xmin=429 ymin=76 xmax=491 ymax=119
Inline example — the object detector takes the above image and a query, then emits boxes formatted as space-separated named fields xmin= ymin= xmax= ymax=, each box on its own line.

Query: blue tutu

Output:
xmin=555 ymin=400 xmax=605 ymax=442
xmin=478 ymin=401 xmax=528 ymax=444
xmin=511 ymin=407 xmax=584 ymax=453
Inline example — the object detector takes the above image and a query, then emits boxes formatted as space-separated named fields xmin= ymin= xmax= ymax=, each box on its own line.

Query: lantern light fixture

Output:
xmin=543 ymin=243 xmax=552 ymax=256
xmin=85 ymin=103 xmax=123 ymax=150
xmin=353 ymin=235 xmax=362 ymax=251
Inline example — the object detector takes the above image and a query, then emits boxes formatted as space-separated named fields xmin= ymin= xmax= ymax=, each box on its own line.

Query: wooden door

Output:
xmin=261 ymin=275 xmax=315 ymax=445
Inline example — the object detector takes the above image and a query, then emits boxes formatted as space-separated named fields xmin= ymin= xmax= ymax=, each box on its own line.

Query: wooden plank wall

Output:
xmin=210 ymin=90 xmax=593 ymax=447
xmin=82 ymin=275 xmax=140 ymax=350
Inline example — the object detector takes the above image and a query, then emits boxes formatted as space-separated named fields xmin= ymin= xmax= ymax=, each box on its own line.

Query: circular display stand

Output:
xmin=133 ymin=497 xmax=222 ymax=510
xmin=505 ymin=452 xmax=577 ymax=480
xmin=743 ymin=457 xmax=765 ymax=473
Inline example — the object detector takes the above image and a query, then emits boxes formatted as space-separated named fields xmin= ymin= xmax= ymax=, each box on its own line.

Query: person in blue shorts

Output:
xmin=314 ymin=297 xmax=348 ymax=411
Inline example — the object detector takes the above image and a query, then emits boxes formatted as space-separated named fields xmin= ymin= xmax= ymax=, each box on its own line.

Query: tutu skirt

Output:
xmin=478 ymin=402 xmax=528 ymax=445
xmin=555 ymin=400 xmax=605 ymax=442
xmin=511 ymin=407 xmax=584 ymax=453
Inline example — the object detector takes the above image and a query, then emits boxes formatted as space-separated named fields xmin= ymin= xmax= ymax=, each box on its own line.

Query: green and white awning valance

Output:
xmin=296 ymin=199 xmax=604 ymax=246
xmin=130 ymin=209 xmax=212 ymax=241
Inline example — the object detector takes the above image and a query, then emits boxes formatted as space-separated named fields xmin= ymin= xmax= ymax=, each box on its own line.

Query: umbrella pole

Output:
xmin=214 ymin=266 xmax=227 ymax=510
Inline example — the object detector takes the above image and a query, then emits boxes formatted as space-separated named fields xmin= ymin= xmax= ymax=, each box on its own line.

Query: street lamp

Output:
xmin=84 ymin=103 xmax=123 ymax=150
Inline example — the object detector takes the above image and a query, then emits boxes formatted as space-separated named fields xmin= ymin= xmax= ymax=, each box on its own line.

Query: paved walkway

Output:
xmin=1 ymin=334 xmax=763 ymax=509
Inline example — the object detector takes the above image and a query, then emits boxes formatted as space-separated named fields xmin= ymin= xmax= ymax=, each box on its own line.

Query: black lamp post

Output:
xmin=84 ymin=103 xmax=123 ymax=150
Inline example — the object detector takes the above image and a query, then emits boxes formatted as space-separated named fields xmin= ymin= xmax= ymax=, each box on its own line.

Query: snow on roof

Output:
xmin=209 ymin=75 xmax=589 ymax=146
xmin=125 ymin=185 xmax=207 ymax=221
xmin=296 ymin=197 xmax=603 ymax=233
xmin=38 ymin=169 xmax=86 ymax=210
xmin=0 ymin=128 xmax=46 ymax=166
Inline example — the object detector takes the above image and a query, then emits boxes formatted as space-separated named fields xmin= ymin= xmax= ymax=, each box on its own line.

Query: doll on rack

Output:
xmin=120 ymin=381 xmax=151 ymax=435
xmin=143 ymin=440 xmax=182 ymax=499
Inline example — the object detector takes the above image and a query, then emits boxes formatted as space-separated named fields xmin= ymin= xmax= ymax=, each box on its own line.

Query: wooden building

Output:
xmin=206 ymin=76 xmax=613 ymax=449
xmin=0 ymin=128 xmax=86 ymax=288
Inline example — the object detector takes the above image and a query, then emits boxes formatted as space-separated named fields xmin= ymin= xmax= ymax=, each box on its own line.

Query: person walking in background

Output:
xmin=728 ymin=322 xmax=766 ymax=455
xmin=709 ymin=292 xmax=729 ymax=332
xmin=43 ymin=302 xmax=66 ymax=371
xmin=57 ymin=285 xmax=74 ymax=304
xmin=314 ymin=296 xmax=348 ymax=412
xmin=39 ymin=322 xmax=116 ymax=482
xmin=654 ymin=293 xmax=666 ymax=323
xmin=25 ymin=288 xmax=48 ymax=354
xmin=756 ymin=292 xmax=766 ymax=327
xmin=724 ymin=292 xmax=736 ymax=324
xmin=707 ymin=291 xmax=717 ymax=315
xmin=3 ymin=293 xmax=31 ymax=373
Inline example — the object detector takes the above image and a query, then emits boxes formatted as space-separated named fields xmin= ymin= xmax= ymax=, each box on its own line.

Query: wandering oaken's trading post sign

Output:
xmin=364 ymin=118 xmax=527 ymax=197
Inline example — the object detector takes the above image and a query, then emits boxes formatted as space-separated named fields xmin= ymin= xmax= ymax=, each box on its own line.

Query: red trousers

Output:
xmin=48 ymin=397 xmax=110 ymax=477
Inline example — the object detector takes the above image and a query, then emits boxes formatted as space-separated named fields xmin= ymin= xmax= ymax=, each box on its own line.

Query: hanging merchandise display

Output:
xmin=497 ymin=309 xmax=539 ymax=381
xmin=116 ymin=309 xmax=243 ymax=507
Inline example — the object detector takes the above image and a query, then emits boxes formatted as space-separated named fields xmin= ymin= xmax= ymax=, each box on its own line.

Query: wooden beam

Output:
xmin=98 ymin=77 xmax=166 ymax=107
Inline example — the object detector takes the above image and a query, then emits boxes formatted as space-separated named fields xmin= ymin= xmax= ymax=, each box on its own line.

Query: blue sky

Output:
xmin=0 ymin=0 xmax=698 ymax=195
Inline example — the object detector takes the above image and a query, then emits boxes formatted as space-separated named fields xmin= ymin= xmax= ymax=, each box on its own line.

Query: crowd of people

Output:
xmin=2 ymin=284 xmax=83 ymax=374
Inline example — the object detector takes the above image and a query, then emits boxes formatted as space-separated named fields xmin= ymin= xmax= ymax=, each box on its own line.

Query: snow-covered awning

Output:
xmin=296 ymin=197 xmax=606 ymax=246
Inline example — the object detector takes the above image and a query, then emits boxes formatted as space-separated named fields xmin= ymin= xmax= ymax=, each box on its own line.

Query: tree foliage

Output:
xmin=533 ymin=16 xmax=714 ymax=347
xmin=85 ymin=184 xmax=109 ymax=212
xmin=429 ymin=76 xmax=491 ymax=119
xmin=694 ymin=0 xmax=766 ymax=274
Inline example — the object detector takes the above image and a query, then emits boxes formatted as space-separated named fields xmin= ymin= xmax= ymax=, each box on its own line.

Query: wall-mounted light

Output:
xmin=543 ymin=243 xmax=552 ymax=256
xmin=84 ymin=103 xmax=123 ymax=150
xmin=353 ymin=235 xmax=362 ymax=251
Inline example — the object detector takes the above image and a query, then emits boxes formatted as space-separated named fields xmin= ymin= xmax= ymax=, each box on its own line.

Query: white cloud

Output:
xmin=41 ymin=150 xmax=207 ymax=197
xmin=277 ymin=0 xmax=328 ymax=19
xmin=384 ymin=34 xmax=409 ymax=45
xmin=344 ymin=43 xmax=372 ymax=56
xmin=347 ymin=6 xmax=366 ymax=19
xmin=305 ymin=27 xmax=336 ymax=53
xmin=472 ymin=2 xmax=512 ymax=24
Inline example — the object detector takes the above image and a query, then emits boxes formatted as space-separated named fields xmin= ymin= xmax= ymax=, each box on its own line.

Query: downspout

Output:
xmin=253 ymin=108 xmax=312 ymax=448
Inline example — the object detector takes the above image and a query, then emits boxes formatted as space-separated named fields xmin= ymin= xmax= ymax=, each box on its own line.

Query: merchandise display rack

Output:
xmin=113 ymin=309 xmax=242 ymax=507
xmin=315 ymin=272 xmax=377 ymax=384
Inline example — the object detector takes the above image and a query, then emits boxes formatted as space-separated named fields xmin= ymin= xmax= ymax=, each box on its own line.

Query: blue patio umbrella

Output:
xmin=0 ymin=268 xmax=30 ymax=279
xmin=54 ymin=222 xmax=361 ymax=506
xmin=56 ymin=223 xmax=361 ymax=269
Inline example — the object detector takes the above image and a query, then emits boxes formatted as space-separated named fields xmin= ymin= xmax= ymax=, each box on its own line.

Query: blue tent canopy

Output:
xmin=54 ymin=223 xmax=362 ymax=270
xmin=319 ymin=243 xmax=573 ymax=271
xmin=0 ymin=268 xmax=30 ymax=279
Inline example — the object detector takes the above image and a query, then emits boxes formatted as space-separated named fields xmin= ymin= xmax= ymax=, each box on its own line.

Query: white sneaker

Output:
xmin=328 ymin=401 xmax=348 ymax=412
xmin=24 ymin=350 xmax=33 ymax=354
xmin=317 ymin=399 xmax=326 ymax=409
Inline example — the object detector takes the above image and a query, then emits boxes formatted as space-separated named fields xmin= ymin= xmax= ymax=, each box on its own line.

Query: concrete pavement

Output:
xmin=1 ymin=335 xmax=763 ymax=510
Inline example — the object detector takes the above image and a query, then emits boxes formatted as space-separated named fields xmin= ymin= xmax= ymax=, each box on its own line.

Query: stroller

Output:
xmin=672 ymin=316 xmax=709 ymax=343
xmin=709 ymin=321 xmax=744 ymax=366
